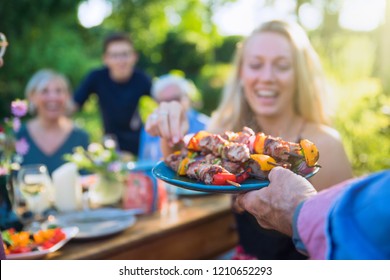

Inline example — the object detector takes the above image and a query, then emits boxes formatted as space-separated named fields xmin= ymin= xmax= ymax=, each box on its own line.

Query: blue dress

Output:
xmin=73 ymin=67 xmax=152 ymax=156
xmin=17 ymin=124 xmax=89 ymax=175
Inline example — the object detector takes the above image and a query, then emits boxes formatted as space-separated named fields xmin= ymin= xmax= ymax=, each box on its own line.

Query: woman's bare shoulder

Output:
xmin=303 ymin=123 xmax=353 ymax=190
xmin=302 ymin=122 xmax=348 ymax=160
xmin=303 ymin=123 xmax=343 ymax=146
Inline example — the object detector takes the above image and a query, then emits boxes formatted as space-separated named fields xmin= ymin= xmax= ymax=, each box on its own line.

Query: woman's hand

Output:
xmin=235 ymin=167 xmax=317 ymax=236
xmin=145 ymin=101 xmax=189 ymax=147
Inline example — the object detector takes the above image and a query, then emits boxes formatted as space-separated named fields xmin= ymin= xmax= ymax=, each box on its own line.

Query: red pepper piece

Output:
xmin=10 ymin=246 xmax=32 ymax=254
xmin=212 ymin=169 xmax=251 ymax=185
xmin=212 ymin=172 xmax=237 ymax=185
xmin=42 ymin=241 xmax=55 ymax=249
xmin=236 ymin=169 xmax=251 ymax=183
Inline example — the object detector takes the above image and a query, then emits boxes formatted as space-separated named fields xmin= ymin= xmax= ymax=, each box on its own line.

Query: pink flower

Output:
xmin=15 ymin=138 xmax=29 ymax=156
xmin=12 ymin=117 xmax=21 ymax=132
xmin=0 ymin=167 xmax=8 ymax=176
xmin=108 ymin=161 xmax=122 ymax=172
xmin=11 ymin=99 xmax=28 ymax=117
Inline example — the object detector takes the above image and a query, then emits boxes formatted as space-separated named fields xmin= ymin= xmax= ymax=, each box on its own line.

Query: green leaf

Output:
xmin=138 ymin=96 xmax=158 ymax=124
xmin=2 ymin=230 xmax=13 ymax=246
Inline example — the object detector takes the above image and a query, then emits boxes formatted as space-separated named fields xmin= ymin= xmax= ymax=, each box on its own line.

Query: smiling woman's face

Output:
xmin=240 ymin=32 xmax=296 ymax=118
xmin=31 ymin=78 xmax=70 ymax=121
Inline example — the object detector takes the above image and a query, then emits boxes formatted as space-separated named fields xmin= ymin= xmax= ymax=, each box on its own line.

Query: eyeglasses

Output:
xmin=106 ymin=51 xmax=133 ymax=60
xmin=0 ymin=33 xmax=8 ymax=58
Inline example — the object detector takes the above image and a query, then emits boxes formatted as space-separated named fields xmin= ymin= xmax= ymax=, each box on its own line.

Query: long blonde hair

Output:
xmin=208 ymin=20 xmax=331 ymax=134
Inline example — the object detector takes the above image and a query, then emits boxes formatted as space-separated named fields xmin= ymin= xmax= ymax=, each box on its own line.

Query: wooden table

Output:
xmin=47 ymin=194 xmax=238 ymax=260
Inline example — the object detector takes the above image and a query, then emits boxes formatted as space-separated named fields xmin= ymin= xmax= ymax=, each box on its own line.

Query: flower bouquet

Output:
xmin=0 ymin=99 xmax=29 ymax=175
xmin=63 ymin=141 xmax=135 ymax=205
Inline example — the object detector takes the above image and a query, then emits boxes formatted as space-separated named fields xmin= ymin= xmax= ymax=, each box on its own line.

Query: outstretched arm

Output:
xmin=236 ymin=167 xmax=317 ymax=236
xmin=145 ymin=101 xmax=189 ymax=158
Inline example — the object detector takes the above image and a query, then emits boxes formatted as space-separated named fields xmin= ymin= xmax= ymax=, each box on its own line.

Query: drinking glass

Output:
xmin=13 ymin=164 xmax=52 ymax=225
xmin=0 ymin=32 xmax=8 ymax=58
xmin=79 ymin=174 xmax=98 ymax=211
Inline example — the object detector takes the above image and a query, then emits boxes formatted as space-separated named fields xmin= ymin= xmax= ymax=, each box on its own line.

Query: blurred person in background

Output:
xmin=17 ymin=69 xmax=89 ymax=175
xmin=72 ymin=33 xmax=152 ymax=156
xmin=145 ymin=20 xmax=353 ymax=260
xmin=138 ymin=74 xmax=209 ymax=162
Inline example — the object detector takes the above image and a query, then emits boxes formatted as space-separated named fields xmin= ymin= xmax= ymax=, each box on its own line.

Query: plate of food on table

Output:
xmin=2 ymin=226 xmax=78 ymax=260
xmin=44 ymin=208 xmax=139 ymax=240
xmin=153 ymin=127 xmax=321 ymax=193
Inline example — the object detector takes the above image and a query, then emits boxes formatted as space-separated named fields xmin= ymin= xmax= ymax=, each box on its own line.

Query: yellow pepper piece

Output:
xmin=253 ymin=133 xmax=266 ymax=154
xmin=33 ymin=231 xmax=43 ymax=244
xmin=43 ymin=229 xmax=55 ymax=240
xmin=33 ymin=229 xmax=54 ymax=244
xmin=300 ymin=139 xmax=319 ymax=167
xmin=11 ymin=231 xmax=30 ymax=247
xmin=178 ymin=157 xmax=190 ymax=176
xmin=250 ymin=154 xmax=276 ymax=171
xmin=187 ymin=131 xmax=210 ymax=151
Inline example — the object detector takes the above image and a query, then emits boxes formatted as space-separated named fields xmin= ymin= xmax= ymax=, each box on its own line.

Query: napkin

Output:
xmin=52 ymin=163 xmax=81 ymax=212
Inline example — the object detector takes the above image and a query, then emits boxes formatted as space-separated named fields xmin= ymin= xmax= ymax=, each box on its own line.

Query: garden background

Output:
xmin=1 ymin=0 xmax=389 ymax=175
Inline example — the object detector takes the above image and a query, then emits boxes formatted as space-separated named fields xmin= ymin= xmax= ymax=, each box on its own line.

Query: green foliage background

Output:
xmin=1 ymin=0 xmax=389 ymax=175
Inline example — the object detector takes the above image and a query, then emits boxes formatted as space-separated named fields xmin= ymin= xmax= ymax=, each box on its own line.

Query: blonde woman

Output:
xmin=17 ymin=69 xmax=89 ymax=175
xmin=145 ymin=20 xmax=353 ymax=259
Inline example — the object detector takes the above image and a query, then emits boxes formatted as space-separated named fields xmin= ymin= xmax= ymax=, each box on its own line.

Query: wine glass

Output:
xmin=13 ymin=164 xmax=52 ymax=226
xmin=79 ymin=174 xmax=98 ymax=211
xmin=0 ymin=32 xmax=8 ymax=58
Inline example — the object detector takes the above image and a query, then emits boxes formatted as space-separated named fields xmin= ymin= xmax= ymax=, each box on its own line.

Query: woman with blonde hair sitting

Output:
xmin=17 ymin=69 xmax=89 ymax=175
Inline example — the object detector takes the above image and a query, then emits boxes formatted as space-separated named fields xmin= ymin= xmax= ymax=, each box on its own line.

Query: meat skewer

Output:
xmin=164 ymin=152 xmax=250 ymax=186
xmin=187 ymin=127 xmax=320 ymax=167
xmin=164 ymin=127 xmax=321 ymax=186
xmin=188 ymin=131 xmax=251 ymax=163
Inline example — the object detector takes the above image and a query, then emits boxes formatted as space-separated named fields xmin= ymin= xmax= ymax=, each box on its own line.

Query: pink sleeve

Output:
xmin=296 ymin=179 xmax=355 ymax=259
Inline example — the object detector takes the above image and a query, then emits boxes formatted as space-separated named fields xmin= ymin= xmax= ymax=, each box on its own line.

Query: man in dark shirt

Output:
xmin=73 ymin=33 xmax=152 ymax=156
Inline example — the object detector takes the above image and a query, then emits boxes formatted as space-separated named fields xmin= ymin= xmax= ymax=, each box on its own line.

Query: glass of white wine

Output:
xmin=14 ymin=164 xmax=52 ymax=225
xmin=0 ymin=32 xmax=8 ymax=58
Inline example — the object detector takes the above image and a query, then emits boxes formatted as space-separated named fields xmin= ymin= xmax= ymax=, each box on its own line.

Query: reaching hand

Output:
xmin=145 ymin=101 xmax=189 ymax=147
xmin=235 ymin=167 xmax=317 ymax=236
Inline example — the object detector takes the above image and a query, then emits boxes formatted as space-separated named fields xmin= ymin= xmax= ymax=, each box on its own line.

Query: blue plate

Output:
xmin=152 ymin=161 xmax=320 ymax=194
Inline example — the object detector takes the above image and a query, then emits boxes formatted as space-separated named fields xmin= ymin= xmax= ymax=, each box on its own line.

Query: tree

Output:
xmin=379 ymin=0 xmax=390 ymax=95
xmin=0 ymin=0 xmax=86 ymax=117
